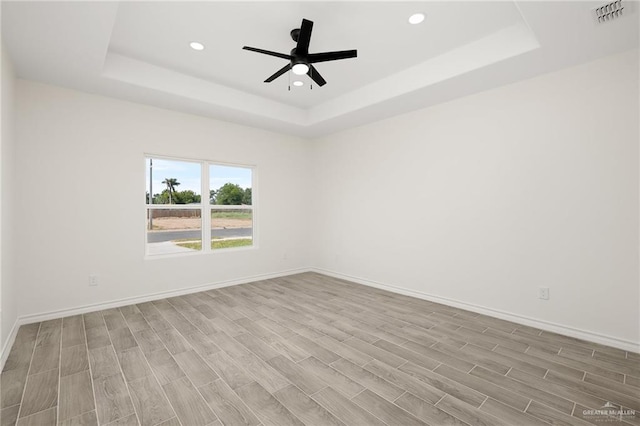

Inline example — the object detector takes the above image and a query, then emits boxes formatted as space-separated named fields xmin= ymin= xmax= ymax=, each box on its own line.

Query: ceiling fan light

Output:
xmin=292 ymin=63 xmax=309 ymax=75
xmin=292 ymin=80 xmax=304 ymax=87
xmin=189 ymin=41 xmax=205 ymax=51
xmin=408 ymin=13 xmax=425 ymax=24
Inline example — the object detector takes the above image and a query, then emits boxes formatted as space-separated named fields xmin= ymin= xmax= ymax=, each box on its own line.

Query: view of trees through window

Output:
xmin=145 ymin=157 xmax=253 ymax=256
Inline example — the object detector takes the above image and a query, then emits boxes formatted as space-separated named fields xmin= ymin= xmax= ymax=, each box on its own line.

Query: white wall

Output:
xmin=310 ymin=49 xmax=639 ymax=348
xmin=13 ymin=80 xmax=310 ymax=319
xmin=1 ymin=42 xmax=17 ymax=346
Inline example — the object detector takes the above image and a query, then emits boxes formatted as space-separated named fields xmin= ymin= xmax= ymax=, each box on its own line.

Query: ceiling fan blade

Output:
xmin=308 ymin=65 xmax=326 ymax=86
xmin=308 ymin=50 xmax=358 ymax=64
xmin=243 ymin=46 xmax=291 ymax=60
xmin=264 ymin=64 xmax=291 ymax=83
xmin=296 ymin=19 xmax=314 ymax=56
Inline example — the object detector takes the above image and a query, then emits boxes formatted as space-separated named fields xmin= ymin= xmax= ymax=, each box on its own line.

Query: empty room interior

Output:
xmin=0 ymin=1 xmax=638 ymax=425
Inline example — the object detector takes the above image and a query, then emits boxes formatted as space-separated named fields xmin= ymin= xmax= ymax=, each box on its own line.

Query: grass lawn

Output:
xmin=211 ymin=211 xmax=252 ymax=220
xmin=175 ymin=238 xmax=253 ymax=250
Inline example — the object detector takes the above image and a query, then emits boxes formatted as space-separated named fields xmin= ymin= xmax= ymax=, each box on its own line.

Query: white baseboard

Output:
xmin=0 ymin=318 xmax=20 ymax=371
xmin=18 ymin=268 xmax=311 ymax=325
xmin=0 ymin=267 xmax=310 ymax=370
xmin=312 ymin=268 xmax=640 ymax=353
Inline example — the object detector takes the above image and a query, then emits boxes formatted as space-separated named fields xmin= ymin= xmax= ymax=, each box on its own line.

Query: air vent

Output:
xmin=593 ymin=0 xmax=625 ymax=23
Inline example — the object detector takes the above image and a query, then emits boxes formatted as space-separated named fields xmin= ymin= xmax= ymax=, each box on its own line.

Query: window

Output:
xmin=145 ymin=156 xmax=254 ymax=256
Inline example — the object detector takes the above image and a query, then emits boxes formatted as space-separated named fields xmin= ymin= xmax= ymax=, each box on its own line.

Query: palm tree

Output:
xmin=162 ymin=178 xmax=180 ymax=204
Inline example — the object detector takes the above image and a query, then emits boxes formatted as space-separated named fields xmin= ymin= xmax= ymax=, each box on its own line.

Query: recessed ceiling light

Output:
xmin=408 ymin=13 xmax=425 ymax=25
xmin=292 ymin=81 xmax=304 ymax=87
xmin=292 ymin=63 xmax=309 ymax=75
xmin=189 ymin=41 xmax=205 ymax=51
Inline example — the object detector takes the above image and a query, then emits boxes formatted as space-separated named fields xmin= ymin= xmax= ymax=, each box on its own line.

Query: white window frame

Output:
xmin=144 ymin=154 xmax=256 ymax=258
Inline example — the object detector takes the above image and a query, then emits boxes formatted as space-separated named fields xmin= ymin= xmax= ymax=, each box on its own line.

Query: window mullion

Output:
xmin=202 ymin=161 xmax=211 ymax=252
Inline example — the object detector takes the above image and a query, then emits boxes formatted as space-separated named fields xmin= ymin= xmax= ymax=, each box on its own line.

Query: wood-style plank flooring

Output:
xmin=1 ymin=272 xmax=638 ymax=425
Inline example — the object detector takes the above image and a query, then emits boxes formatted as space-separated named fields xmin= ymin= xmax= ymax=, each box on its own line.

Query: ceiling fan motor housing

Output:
xmin=290 ymin=48 xmax=305 ymax=66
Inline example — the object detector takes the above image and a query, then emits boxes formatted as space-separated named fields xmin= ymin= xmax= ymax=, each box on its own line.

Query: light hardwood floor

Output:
xmin=1 ymin=272 xmax=638 ymax=426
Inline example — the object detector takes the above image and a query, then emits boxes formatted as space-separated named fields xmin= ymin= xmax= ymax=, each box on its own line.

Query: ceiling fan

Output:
xmin=242 ymin=18 xmax=357 ymax=87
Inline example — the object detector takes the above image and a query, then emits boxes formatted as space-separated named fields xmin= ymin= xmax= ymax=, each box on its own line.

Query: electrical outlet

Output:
xmin=89 ymin=274 xmax=99 ymax=286
xmin=539 ymin=287 xmax=549 ymax=300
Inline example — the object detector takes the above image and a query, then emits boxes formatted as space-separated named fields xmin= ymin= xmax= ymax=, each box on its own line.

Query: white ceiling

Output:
xmin=2 ymin=1 xmax=638 ymax=138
